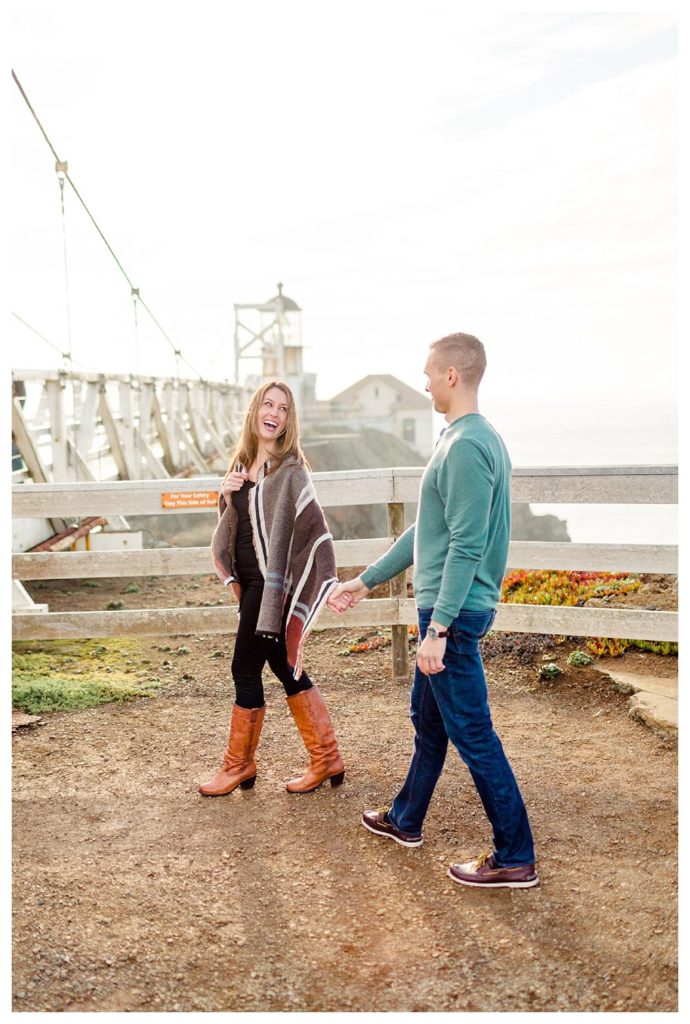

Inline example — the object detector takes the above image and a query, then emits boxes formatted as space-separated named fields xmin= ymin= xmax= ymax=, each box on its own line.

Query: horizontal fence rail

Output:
xmin=11 ymin=601 xmax=677 ymax=644
xmin=11 ymin=465 xmax=679 ymax=517
xmin=12 ymin=466 xmax=678 ymax=648
xmin=12 ymin=540 xmax=679 ymax=580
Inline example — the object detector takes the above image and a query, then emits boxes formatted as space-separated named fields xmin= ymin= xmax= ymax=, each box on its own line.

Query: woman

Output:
xmin=199 ymin=380 xmax=345 ymax=797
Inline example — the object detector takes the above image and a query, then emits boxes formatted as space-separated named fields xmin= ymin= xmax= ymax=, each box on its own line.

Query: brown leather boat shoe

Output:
xmin=361 ymin=807 xmax=423 ymax=848
xmin=448 ymin=850 xmax=539 ymax=889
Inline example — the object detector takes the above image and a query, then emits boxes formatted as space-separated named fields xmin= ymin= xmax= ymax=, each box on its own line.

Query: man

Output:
xmin=327 ymin=333 xmax=538 ymax=889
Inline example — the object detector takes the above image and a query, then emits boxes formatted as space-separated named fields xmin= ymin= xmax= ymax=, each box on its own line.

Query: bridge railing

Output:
xmin=12 ymin=466 xmax=678 ymax=677
xmin=12 ymin=368 xmax=251 ymax=483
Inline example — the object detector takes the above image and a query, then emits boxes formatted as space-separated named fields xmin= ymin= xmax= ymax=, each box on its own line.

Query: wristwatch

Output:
xmin=426 ymin=624 xmax=449 ymax=641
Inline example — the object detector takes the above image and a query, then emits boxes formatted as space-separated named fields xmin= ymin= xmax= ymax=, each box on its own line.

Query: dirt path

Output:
xmin=12 ymin=592 xmax=677 ymax=1012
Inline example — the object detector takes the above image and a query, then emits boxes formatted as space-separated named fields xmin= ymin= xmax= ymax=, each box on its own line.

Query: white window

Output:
xmin=402 ymin=418 xmax=416 ymax=443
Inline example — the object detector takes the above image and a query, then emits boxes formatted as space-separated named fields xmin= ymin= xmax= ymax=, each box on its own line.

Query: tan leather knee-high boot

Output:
xmin=285 ymin=687 xmax=345 ymax=793
xmin=198 ymin=704 xmax=266 ymax=796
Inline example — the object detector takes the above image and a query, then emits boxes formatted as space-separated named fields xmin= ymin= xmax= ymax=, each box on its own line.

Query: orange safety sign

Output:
xmin=161 ymin=490 xmax=219 ymax=509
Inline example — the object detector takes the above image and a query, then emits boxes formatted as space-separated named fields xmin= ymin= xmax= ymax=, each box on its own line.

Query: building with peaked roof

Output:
xmin=318 ymin=374 xmax=434 ymax=457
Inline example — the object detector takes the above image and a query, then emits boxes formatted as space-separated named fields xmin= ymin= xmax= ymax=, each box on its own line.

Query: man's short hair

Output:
xmin=429 ymin=333 xmax=486 ymax=388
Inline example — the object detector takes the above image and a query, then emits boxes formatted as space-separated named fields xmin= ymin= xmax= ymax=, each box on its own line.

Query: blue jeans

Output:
xmin=388 ymin=608 xmax=535 ymax=867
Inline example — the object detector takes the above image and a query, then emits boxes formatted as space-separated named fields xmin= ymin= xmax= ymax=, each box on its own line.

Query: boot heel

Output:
xmin=330 ymin=771 xmax=345 ymax=787
xmin=240 ymin=775 xmax=256 ymax=790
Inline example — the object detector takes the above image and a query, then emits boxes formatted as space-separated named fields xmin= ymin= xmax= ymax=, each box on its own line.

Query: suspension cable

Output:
xmin=55 ymin=161 xmax=73 ymax=365
xmin=12 ymin=69 xmax=205 ymax=380
xmin=11 ymin=312 xmax=90 ymax=369
xmin=131 ymin=287 xmax=140 ymax=377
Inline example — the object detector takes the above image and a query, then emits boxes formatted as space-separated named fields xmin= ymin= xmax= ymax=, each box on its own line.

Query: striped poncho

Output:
xmin=211 ymin=456 xmax=339 ymax=678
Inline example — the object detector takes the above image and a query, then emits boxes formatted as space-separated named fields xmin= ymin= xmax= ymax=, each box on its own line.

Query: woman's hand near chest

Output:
xmin=221 ymin=470 xmax=249 ymax=502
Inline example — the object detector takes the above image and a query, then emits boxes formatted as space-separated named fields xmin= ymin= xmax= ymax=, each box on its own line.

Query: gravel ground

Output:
xmin=12 ymin=575 xmax=678 ymax=1012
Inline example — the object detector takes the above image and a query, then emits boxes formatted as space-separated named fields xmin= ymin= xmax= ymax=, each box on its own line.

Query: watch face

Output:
xmin=427 ymin=626 xmax=438 ymax=640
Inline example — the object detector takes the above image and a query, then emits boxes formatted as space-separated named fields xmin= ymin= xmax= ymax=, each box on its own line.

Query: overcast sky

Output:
xmin=10 ymin=4 xmax=677 ymax=429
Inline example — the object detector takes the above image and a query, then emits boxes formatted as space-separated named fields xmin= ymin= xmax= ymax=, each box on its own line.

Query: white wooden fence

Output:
xmin=12 ymin=467 xmax=678 ymax=675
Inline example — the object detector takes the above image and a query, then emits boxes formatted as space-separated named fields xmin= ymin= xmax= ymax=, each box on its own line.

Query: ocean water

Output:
xmin=468 ymin=400 xmax=677 ymax=546
xmin=531 ymin=502 xmax=678 ymax=546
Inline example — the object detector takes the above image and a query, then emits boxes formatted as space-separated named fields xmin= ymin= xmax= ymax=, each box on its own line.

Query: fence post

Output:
xmin=387 ymin=501 xmax=409 ymax=682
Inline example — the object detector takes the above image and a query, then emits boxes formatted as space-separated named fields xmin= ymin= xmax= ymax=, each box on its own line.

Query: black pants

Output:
xmin=232 ymin=580 xmax=313 ymax=709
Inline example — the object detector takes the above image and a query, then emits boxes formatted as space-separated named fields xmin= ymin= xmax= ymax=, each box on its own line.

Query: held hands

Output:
xmin=327 ymin=577 xmax=370 ymax=614
xmin=221 ymin=470 xmax=249 ymax=502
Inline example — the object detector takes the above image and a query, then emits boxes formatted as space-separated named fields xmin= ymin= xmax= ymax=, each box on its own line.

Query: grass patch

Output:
xmin=12 ymin=638 xmax=163 ymax=714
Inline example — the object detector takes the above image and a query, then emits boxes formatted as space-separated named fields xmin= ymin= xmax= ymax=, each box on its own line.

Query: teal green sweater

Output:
xmin=360 ymin=414 xmax=511 ymax=627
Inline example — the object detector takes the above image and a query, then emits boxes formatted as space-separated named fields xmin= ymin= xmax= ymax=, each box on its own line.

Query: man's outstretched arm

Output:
xmin=327 ymin=524 xmax=415 ymax=613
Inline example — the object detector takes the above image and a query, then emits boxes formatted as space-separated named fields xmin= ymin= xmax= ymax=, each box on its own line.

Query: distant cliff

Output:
xmin=511 ymin=504 xmax=571 ymax=542
xmin=303 ymin=426 xmax=426 ymax=471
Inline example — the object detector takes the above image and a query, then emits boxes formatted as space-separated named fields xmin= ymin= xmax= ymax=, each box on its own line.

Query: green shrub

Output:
xmin=626 ymin=639 xmax=678 ymax=656
xmin=502 ymin=570 xmax=641 ymax=607
xmin=567 ymin=650 xmax=594 ymax=667
xmin=585 ymin=637 xmax=678 ymax=658
xmin=503 ymin=570 xmax=677 ymax=657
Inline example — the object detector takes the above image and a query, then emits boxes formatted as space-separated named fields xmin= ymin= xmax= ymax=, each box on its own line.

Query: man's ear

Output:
xmin=447 ymin=366 xmax=459 ymax=386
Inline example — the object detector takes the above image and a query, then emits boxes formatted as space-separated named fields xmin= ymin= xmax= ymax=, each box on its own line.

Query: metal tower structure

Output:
xmin=233 ymin=282 xmax=316 ymax=413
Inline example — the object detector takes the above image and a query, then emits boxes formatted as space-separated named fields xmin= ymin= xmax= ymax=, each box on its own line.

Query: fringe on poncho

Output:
xmin=211 ymin=456 xmax=338 ymax=678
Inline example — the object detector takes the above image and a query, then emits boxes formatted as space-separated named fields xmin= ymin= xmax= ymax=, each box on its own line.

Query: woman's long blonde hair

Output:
xmin=228 ymin=379 xmax=307 ymax=474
